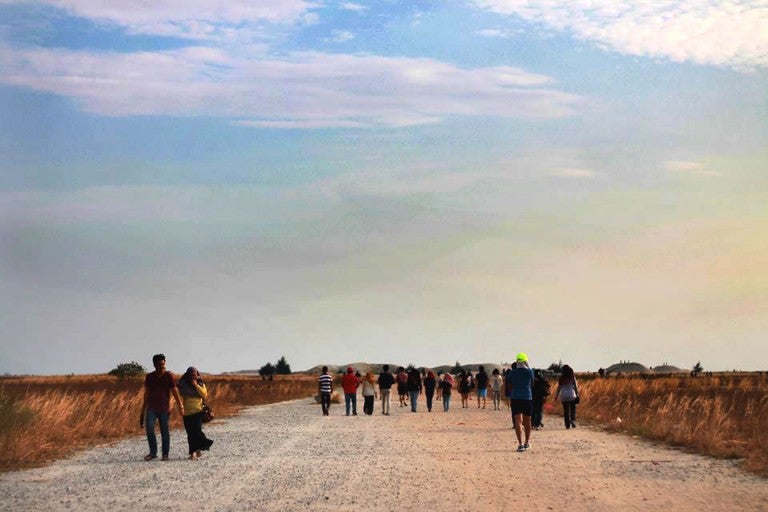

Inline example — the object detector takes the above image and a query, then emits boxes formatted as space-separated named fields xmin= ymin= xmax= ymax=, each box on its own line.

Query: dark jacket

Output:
xmin=377 ymin=372 xmax=395 ymax=390
xmin=406 ymin=370 xmax=422 ymax=392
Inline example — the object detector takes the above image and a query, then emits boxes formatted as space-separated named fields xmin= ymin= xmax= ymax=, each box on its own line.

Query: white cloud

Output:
xmin=13 ymin=0 xmax=318 ymax=39
xmin=0 ymin=46 xmax=581 ymax=127
xmin=663 ymin=160 xmax=721 ymax=176
xmin=340 ymin=3 xmax=368 ymax=12
xmin=471 ymin=1 xmax=768 ymax=70
xmin=331 ymin=30 xmax=355 ymax=42
xmin=234 ymin=119 xmax=368 ymax=129
xmin=476 ymin=28 xmax=516 ymax=38
xmin=550 ymin=167 xmax=597 ymax=179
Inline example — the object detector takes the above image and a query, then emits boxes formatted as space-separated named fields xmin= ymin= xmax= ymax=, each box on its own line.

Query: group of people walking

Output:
xmin=317 ymin=356 xmax=581 ymax=452
xmin=139 ymin=353 xmax=214 ymax=461
xmin=139 ymin=352 xmax=580 ymax=461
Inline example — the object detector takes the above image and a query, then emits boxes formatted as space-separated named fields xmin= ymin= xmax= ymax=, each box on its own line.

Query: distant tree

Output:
xmin=108 ymin=361 xmax=145 ymax=379
xmin=547 ymin=360 xmax=563 ymax=373
xmin=259 ymin=362 xmax=276 ymax=380
xmin=275 ymin=356 xmax=291 ymax=375
xmin=692 ymin=361 xmax=704 ymax=374
xmin=451 ymin=361 xmax=463 ymax=374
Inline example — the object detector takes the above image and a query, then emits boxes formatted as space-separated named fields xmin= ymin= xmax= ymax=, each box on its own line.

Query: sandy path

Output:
xmin=2 ymin=395 xmax=766 ymax=511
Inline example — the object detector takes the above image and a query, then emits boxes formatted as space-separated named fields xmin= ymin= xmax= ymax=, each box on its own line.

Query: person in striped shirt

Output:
xmin=318 ymin=366 xmax=333 ymax=416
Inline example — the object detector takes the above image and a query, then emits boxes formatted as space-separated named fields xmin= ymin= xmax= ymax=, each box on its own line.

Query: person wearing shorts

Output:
xmin=475 ymin=365 xmax=489 ymax=409
xmin=505 ymin=353 xmax=534 ymax=452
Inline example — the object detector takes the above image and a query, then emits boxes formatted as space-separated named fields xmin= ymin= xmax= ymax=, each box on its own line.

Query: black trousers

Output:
xmin=532 ymin=397 xmax=544 ymax=427
xmin=562 ymin=400 xmax=577 ymax=428
xmin=363 ymin=395 xmax=374 ymax=415
xmin=425 ymin=389 xmax=434 ymax=411
xmin=320 ymin=392 xmax=332 ymax=415
xmin=183 ymin=412 xmax=213 ymax=454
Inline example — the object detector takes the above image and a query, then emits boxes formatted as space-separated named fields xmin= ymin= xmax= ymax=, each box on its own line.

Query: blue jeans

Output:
xmin=344 ymin=393 xmax=357 ymax=415
xmin=145 ymin=409 xmax=170 ymax=457
xmin=409 ymin=391 xmax=419 ymax=412
xmin=443 ymin=394 xmax=451 ymax=411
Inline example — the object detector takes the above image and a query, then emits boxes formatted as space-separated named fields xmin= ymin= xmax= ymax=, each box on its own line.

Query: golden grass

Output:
xmin=3 ymin=372 xmax=766 ymax=477
xmin=0 ymin=373 xmax=318 ymax=472
xmin=574 ymin=373 xmax=768 ymax=476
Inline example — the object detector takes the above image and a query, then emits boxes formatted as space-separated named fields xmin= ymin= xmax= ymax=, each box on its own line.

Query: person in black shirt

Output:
xmin=377 ymin=364 xmax=395 ymax=415
xmin=475 ymin=365 xmax=489 ymax=409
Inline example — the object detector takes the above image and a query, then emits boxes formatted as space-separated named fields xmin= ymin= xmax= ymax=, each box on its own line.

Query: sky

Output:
xmin=1 ymin=1 xmax=767 ymax=375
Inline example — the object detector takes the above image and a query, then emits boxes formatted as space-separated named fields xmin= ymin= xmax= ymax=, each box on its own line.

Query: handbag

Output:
xmin=574 ymin=395 xmax=581 ymax=405
xmin=201 ymin=402 xmax=214 ymax=423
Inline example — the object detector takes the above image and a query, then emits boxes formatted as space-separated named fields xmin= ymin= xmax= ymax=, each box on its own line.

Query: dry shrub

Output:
xmin=0 ymin=374 xmax=317 ymax=472
xmin=575 ymin=373 xmax=768 ymax=476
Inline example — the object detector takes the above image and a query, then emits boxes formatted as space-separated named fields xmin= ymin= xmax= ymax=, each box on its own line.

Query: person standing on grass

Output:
xmin=406 ymin=367 xmax=422 ymax=412
xmin=489 ymin=368 xmax=504 ymax=411
xmin=506 ymin=353 xmax=534 ymax=452
xmin=377 ymin=365 xmax=395 ymax=415
xmin=440 ymin=373 xmax=454 ymax=411
xmin=178 ymin=367 xmax=214 ymax=460
xmin=140 ymin=353 xmax=183 ymax=461
xmin=341 ymin=367 xmax=360 ymax=416
xmin=423 ymin=371 xmax=437 ymax=412
xmin=396 ymin=367 xmax=408 ymax=407
xmin=554 ymin=364 xmax=579 ymax=429
xmin=318 ymin=366 xmax=333 ymax=416
xmin=531 ymin=369 xmax=551 ymax=430
xmin=361 ymin=372 xmax=378 ymax=415
xmin=475 ymin=365 xmax=489 ymax=409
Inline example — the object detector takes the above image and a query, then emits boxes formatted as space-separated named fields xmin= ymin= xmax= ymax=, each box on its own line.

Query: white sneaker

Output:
xmin=517 ymin=445 xmax=525 ymax=452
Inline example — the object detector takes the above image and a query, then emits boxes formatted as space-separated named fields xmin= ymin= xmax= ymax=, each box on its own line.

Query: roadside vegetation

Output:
xmin=2 ymin=371 xmax=766 ymax=477
xmin=575 ymin=373 xmax=768 ymax=476
xmin=0 ymin=373 xmax=316 ymax=472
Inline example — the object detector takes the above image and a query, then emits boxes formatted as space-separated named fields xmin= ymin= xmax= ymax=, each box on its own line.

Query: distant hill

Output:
xmin=651 ymin=364 xmax=684 ymax=373
xmin=605 ymin=362 xmax=652 ymax=374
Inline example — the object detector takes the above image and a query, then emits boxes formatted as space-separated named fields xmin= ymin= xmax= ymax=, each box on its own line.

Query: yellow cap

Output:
xmin=516 ymin=352 xmax=528 ymax=362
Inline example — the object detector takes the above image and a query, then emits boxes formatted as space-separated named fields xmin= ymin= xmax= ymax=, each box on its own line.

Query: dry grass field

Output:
xmin=575 ymin=373 xmax=768 ymax=476
xmin=0 ymin=373 xmax=319 ymax=472
xmin=2 ymin=371 xmax=767 ymax=478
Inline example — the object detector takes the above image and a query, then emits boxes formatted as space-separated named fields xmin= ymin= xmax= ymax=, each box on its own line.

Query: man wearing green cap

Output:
xmin=505 ymin=352 xmax=534 ymax=452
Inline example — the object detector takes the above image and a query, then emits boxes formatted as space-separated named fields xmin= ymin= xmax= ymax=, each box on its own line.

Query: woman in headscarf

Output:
xmin=554 ymin=364 xmax=579 ymax=429
xmin=177 ymin=367 xmax=214 ymax=460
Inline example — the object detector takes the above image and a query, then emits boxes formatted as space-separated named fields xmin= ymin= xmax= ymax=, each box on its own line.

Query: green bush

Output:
xmin=259 ymin=362 xmax=275 ymax=380
xmin=275 ymin=356 xmax=291 ymax=375
xmin=108 ymin=361 xmax=145 ymax=379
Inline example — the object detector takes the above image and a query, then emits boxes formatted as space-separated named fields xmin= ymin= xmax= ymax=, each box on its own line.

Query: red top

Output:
xmin=145 ymin=371 xmax=176 ymax=413
xmin=341 ymin=373 xmax=360 ymax=394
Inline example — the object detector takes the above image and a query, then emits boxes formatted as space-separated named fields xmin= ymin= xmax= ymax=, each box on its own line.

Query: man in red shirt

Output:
xmin=140 ymin=353 xmax=184 ymax=461
xmin=341 ymin=367 xmax=360 ymax=416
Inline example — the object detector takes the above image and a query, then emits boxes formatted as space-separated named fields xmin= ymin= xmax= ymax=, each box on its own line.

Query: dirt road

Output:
xmin=2 ymin=396 xmax=766 ymax=511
